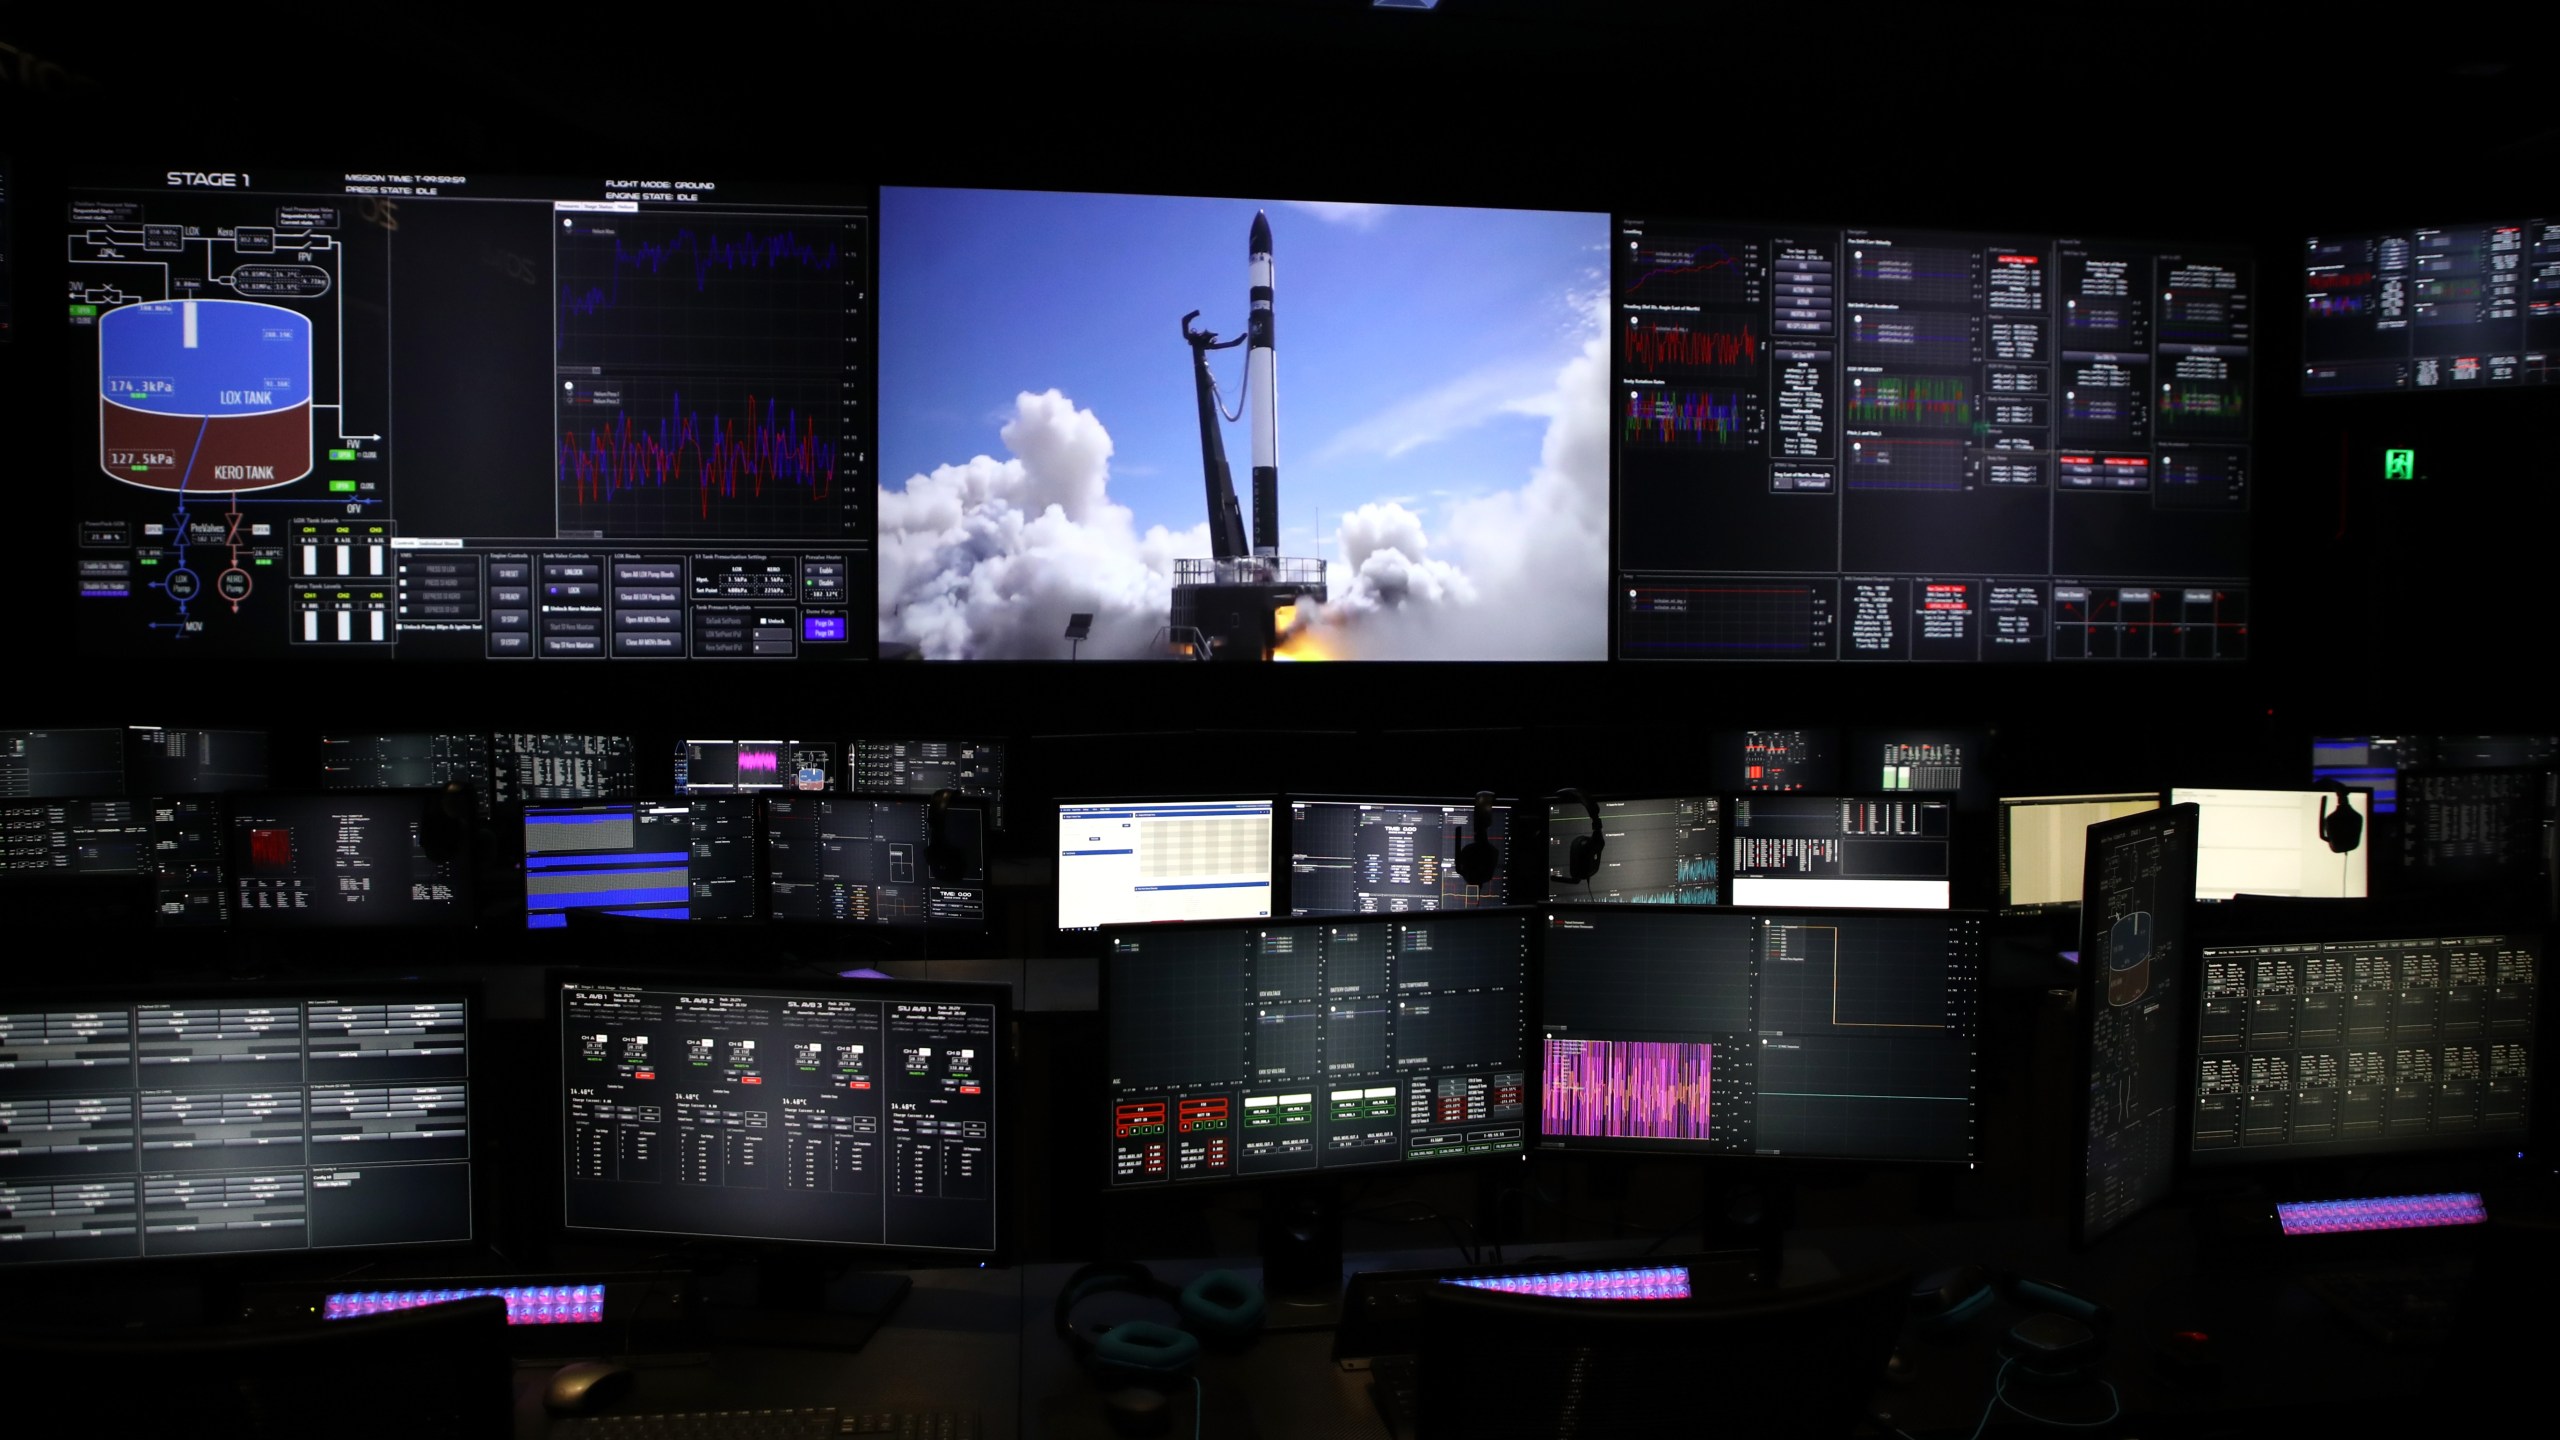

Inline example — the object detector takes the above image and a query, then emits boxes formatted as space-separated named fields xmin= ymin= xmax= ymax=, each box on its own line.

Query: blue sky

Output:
xmin=879 ymin=188 xmax=1604 ymax=558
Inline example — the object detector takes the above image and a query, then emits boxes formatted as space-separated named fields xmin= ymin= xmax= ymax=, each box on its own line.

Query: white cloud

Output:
xmin=1311 ymin=359 xmax=1559 ymax=464
xmin=1282 ymin=201 xmax=1390 ymax=230
xmin=876 ymin=390 xmax=1209 ymax=660
xmin=878 ymin=302 xmax=1608 ymax=662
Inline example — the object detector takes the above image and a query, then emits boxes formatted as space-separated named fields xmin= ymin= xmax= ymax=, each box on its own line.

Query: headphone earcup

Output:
xmin=1089 ymin=1320 xmax=1201 ymax=1384
xmin=1178 ymin=1269 xmax=1266 ymax=1346
xmin=1568 ymin=833 xmax=1600 ymax=881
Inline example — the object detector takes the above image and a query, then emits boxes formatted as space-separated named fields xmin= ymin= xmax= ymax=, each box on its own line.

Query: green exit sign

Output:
xmin=2384 ymin=448 xmax=2417 ymax=481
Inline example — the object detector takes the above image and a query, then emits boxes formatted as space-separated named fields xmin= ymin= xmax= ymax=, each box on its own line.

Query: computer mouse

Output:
xmin=543 ymin=1360 xmax=636 ymax=1415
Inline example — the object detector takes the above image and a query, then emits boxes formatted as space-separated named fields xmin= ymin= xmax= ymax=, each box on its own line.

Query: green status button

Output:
xmin=70 ymin=304 xmax=99 ymax=317
xmin=329 ymin=448 xmax=359 ymax=462
xmin=328 ymin=479 xmax=358 ymax=493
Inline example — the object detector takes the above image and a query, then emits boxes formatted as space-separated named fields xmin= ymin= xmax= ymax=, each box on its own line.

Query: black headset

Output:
xmin=1053 ymin=1260 xmax=1266 ymax=1387
xmin=1454 ymin=790 xmax=1501 ymax=888
xmin=1553 ymin=787 xmax=1603 ymax=883
xmin=2318 ymin=781 xmax=2365 ymax=855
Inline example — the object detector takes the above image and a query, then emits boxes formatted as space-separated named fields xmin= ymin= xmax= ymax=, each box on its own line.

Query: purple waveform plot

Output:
xmin=560 ymin=229 xmax=840 ymax=329
xmin=560 ymin=391 xmax=837 ymax=514
xmin=736 ymin=749 xmax=781 ymax=774
xmin=1543 ymin=1038 xmax=1713 ymax=1140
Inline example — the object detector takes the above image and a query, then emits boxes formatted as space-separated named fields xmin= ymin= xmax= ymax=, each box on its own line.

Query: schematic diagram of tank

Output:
xmin=68 ymin=199 xmax=386 ymax=644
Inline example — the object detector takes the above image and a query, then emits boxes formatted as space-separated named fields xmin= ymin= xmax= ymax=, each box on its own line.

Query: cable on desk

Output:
xmin=1963 ymin=1357 xmax=2122 ymax=1440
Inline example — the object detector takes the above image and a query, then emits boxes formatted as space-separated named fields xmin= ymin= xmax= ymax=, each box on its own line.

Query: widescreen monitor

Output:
xmin=1613 ymin=219 xmax=2252 ymax=662
xmin=767 ymin=794 xmax=985 ymax=929
xmin=2190 ymin=929 xmax=2537 ymax=1167
xmin=1537 ymin=906 xmax=1981 ymax=1163
xmin=677 ymin=740 xmax=832 ymax=795
xmin=2301 ymin=220 xmax=2556 ymax=395
xmin=0 ymin=988 xmax=475 ymax=1266
xmin=493 ymin=734 xmax=635 ymax=805
xmin=1 ymin=729 xmax=125 ymax=798
xmin=559 ymin=977 xmax=1002 ymax=1257
xmin=1999 ymin=793 xmax=2162 ymax=914
xmin=1544 ymin=795 xmax=1721 ymax=906
xmin=65 ymin=167 xmax=869 ymax=663
xmin=878 ymin=187 xmax=1608 ymax=661
xmin=319 ymin=733 xmax=492 ymax=796
xmin=2075 ymin=805 xmax=2197 ymax=1247
xmin=1727 ymin=796 xmax=1953 ymax=909
xmin=523 ymin=799 xmax=757 ymax=929
xmin=1711 ymin=730 xmax=1837 ymax=794
xmin=847 ymin=738 xmax=1007 ymax=829
xmin=226 ymin=794 xmax=470 ymax=927
xmin=2 ymin=797 xmax=151 ymax=880
xmin=2172 ymin=787 xmax=2370 ymax=902
xmin=127 ymin=727 xmax=270 ymax=794
xmin=1289 ymin=796 xmax=1514 ymax=915
xmin=2397 ymin=768 xmax=2550 ymax=892
xmin=1057 ymin=797 xmax=1273 ymax=932
xmin=1102 ymin=911 xmax=1529 ymax=1186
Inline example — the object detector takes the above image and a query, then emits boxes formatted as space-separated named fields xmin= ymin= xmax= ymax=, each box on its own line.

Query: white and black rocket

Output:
xmin=1246 ymin=210 xmax=1279 ymax=559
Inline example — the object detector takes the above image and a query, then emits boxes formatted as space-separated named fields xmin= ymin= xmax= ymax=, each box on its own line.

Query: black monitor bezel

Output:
xmin=2069 ymin=802 xmax=2199 ymax=1250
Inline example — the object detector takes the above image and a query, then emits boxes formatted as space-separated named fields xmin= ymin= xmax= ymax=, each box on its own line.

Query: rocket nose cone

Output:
xmin=1250 ymin=210 xmax=1272 ymax=256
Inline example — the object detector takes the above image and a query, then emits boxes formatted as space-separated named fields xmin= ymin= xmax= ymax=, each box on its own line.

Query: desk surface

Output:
xmin=522 ymin=1209 xmax=2494 ymax=1439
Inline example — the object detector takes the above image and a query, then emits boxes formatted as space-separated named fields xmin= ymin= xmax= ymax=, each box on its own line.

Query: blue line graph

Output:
xmin=559 ymin=229 xmax=840 ymax=333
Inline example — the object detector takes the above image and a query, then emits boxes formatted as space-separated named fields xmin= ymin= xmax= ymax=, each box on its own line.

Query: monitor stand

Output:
xmin=703 ymin=1257 xmax=914 ymax=1351
xmin=1257 ymin=1178 xmax=1345 ymax=1331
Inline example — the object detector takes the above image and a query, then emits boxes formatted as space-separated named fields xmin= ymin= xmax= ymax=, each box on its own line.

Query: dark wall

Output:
xmin=3 ymin=3 xmax=2549 ymax=852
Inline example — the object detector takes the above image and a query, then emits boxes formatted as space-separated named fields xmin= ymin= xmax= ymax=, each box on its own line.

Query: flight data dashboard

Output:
xmin=766 ymin=795 xmax=984 ymax=929
xmin=1539 ymin=907 xmax=1981 ymax=1162
xmin=1289 ymin=798 xmax=1513 ymax=916
xmin=1727 ymin=797 xmax=1954 ymax=909
xmin=226 ymin=794 xmax=468 ymax=927
xmin=67 ymin=168 xmax=871 ymax=661
xmin=2191 ymin=933 xmax=2537 ymax=1164
xmin=1103 ymin=912 xmax=1529 ymax=1185
xmin=1615 ymin=219 xmax=2250 ymax=661
xmin=523 ymin=800 xmax=757 ymax=928
xmin=561 ymin=981 xmax=1001 ymax=1255
xmin=0 ymin=991 xmax=474 ymax=1266
xmin=2301 ymin=219 xmax=2558 ymax=394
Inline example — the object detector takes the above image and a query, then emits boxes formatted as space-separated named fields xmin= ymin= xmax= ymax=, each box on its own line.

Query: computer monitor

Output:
xmin=1846 ymin=728 xmax=1989 ymax=809
xmin=1999 ymin=793 xmax=2162 ymax=914
xmin=522 ymin=798 xmax=758 ymax=929
xmin=126 ymin=727 xmax=270 ymax=794
xmin=2074 ymin=805 xmax=2198 ymax=1247
xmin=847 ymin=738 xmax=1007 ymax=829
xmin=2310 ymin=736 xmax=2406 ymax=815
xmin=1543 ymin=795 xmax=1721 ymax=906
xmin=677 ymin=740 xmax=833 ymax=795
xmin=1615 ymin=220 xmax=2252 ymax=663
xmin=766 ymin=794 xmax=985 ymax=929
xmin=2309 ymin=735 xmax=2558 ymax=817
xmin=2 ymin=729 xmax=126 ymax=798
xmin=2 ymin=797 xmax=153 ymax=880
xmin=2398 ymin=768 xmax=2551 ymax=895
xmin=2173 ymin=787 xmax=2371 ymax=902
xmin=1101 ymin=911 xmax=1529 ymax=1186
xmin=1287 ymin=796 xmax=1514 ymax=916
xmin=2301 ymin=220 xmax=2551 ymax=394
xmin=66 ymin=167 xmax=869 ymax=664
xmin=225 ymin=793 xmax=471 ymax=927
xmin=148 ymin=796 xmax=228 ymax=927
xmin=318 ymin=733 xmax=493 ymax=797
xmin=558 ymin=977 xmax=1003 ymax=1257
xmin=1711 ymin=730 xmax=1838 ymax=793
xmin=1726 ymin=796 xmax=1954 ymax=909
xmin=491 ymin=734 xmax=635 ymax=805
xmin=2190 ymin=928 xmax=2538 ymax=1166
xmin=1538 ymin=906 xmax=1981 ymax=1162
xmin=0 ymin=987 xmax=475 ymax=1266
xmin=1057 ymin=797 xmax=1274 ymax=932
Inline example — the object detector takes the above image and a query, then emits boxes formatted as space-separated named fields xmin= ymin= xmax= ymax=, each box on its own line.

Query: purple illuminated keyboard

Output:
xmin=323 ymin=1282 xmax=606 ymax=1325
xmin=1447 ymin=1264 xmax=1692 ymax=1301
xmin=2276 ymin=1192 xmax=2487 ymax=1236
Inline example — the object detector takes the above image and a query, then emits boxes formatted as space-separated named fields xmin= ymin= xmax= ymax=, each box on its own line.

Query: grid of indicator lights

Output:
xmin=323 ymin=1284 xmax=606 ymax=1325
xmin=2275 ymin=1192 xmax=2488 ymax=1236
xmin=1450 ymin=1265 xmax=1693 ymax=1301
